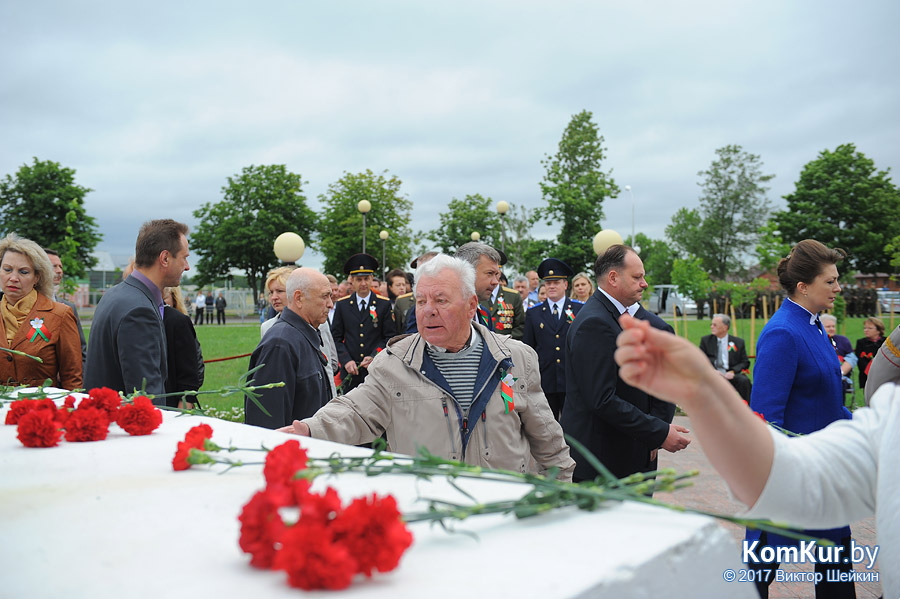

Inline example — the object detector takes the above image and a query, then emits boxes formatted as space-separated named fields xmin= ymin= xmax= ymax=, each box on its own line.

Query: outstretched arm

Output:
xmin=614 ymin=314 xmax=773 ymax=507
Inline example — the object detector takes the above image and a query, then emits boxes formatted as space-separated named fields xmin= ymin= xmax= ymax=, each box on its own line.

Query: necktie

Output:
xmin=552 ymin=303 xmax=559 ymax=319
xmin=359 ymin=298 xmax=366 ymax=313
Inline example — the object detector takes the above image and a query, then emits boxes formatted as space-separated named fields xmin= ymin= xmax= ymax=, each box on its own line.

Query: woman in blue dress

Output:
xmin=748 ymin=239 xmax=855 ymax=599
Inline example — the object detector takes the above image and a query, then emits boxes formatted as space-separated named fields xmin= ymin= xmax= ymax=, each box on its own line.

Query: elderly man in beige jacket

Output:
xmin=279 ymin=254 xmax=575 ymax=481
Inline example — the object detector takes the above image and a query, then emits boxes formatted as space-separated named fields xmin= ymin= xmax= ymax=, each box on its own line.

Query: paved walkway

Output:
xmin=656 ymin=416 xmax=883 ymax=599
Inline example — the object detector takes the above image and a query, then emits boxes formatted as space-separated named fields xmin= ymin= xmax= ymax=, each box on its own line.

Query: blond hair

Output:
xmin=0 ymin=233 xmax=54 ymax=298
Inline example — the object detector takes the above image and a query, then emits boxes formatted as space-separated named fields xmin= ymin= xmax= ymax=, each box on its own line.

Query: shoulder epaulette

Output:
xmin=396 ymin=292 xmax=413 ymax=299
xmin=375 ymin=294 xmax=390 ymax=301
xmin=502 ymin=286 xmax=516 ymax=293
xmin=336 ymin=295 xmax=353 ymax=302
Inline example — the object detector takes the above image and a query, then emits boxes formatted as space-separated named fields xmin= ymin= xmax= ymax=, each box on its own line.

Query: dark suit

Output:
xmin=561 ymin=290 xmax=674 ymax=481
xmin=84 ymin=275 xmax=167 ymax=399
xmin=522 ymin=298 xmax=583 ymax=419
xmin=245 ymin=307 xmax=331 ymax=429
xmin=57 ymin=297 xmax=87 ymax=376
xmin=330 ymin=293 xmax=396 ymax=390
xmin=699 ymin=334 xmax=752 ymax=402
xmin=163 ymin=307 xmax=205 ymax=408
xmin=488 ymin=286 xmax=525 ymax=340
xmin=393 ymin=292 xmax=415 ymax=334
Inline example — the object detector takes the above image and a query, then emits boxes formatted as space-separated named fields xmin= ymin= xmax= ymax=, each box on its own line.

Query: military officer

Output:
xmin=489 ymin=275 xmax=526 ymax=340
xmin=454 ymin=242 xmax=525 ymax=339
xmin=330 ymin=253 xmax=397 ymax=391
xmin=523 ymin=258 xmax=583 ymax=419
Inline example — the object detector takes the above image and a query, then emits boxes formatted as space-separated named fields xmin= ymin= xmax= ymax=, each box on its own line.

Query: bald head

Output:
xmin=287 ymin=267 xmax=334 ymax=327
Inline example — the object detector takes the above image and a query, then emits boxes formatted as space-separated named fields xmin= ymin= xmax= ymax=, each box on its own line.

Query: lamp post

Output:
xmin=496 ymin=200 xmax=509 ymax=253
xmin=379 ymin=230 xmax=389 ymax=278
xmin=471 ymin=231 xmax=480 ymax=241
xmin=357 ymin=199 xmax=372 ymax=253
xmin=624 ymin=185 xmax=637 ymax=253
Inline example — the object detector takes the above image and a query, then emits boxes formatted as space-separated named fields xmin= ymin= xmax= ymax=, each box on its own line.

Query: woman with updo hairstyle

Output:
xmin=855 ymin=316 xmax=885 ymax=391
xmin=745 ymin=239 xmax=856 ymax=597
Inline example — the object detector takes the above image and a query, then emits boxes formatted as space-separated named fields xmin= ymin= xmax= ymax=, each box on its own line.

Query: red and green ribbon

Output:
xmin=477 ymin=305 xmax=490 ymax=327
xmin=500 ymin=375 xmax=515 ymax=414
xmin=28 ymin=318 xmax=49 ymax=343
xmin=369 ymin=303 xmax=378 ymax=322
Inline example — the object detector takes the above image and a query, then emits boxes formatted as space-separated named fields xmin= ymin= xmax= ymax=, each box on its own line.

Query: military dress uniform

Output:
xmin=330 ymin=254 xmax=397 ymax=391
xmin=522 ymin=258 xmax=582 ymax=419
xmin=392 ymin=292 xmax=415 ymax=334
xmin=485 ymin=286 xmax=525 ymax=340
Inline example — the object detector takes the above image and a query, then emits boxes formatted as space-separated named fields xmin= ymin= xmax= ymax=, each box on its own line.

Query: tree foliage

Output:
xmin=671 ymin=256 xmax=712 ymax=316
xmin=755 ymin=220 xmax=792 ymax=273
xmin=318 ymin=170 xmax=414 ymax=278
xmin=773 ymin=143 xmax=900 ymax=274
xmin=625 ymin=233 xmax=677 ymax=286
xmin=191 ymin=164 xmax=317 ymax=297
xmin=667 ymin=145 xmax=773 ymax=280
xmin=539 ymin=110 xmax=619 ymax=274
xmin=0 ymin=157 xmax=101 ymax=278
xmin=502 ymin=203 xmax=549 ymax=274
xmin=426 ymin=194 xmax=502 ymax=254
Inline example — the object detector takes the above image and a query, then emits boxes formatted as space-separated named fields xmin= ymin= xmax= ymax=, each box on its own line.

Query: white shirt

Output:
xmin=598 ymin=288 xmax=639 ymax=316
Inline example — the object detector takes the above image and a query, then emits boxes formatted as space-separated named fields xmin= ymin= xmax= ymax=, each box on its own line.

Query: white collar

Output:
xmin=787 ymin=297 xmax=819 ymax=325
xmin=355 ymin=292 xmax=371 ymax=306
xmin=491 ymin=285 xmax=500 ymax=304
xmin=599 ymin=287 xmax=636 ymax=316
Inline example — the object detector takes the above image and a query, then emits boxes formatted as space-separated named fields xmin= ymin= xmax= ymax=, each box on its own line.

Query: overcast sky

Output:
xmin=2 ymin=1 xmax=898 ymax=274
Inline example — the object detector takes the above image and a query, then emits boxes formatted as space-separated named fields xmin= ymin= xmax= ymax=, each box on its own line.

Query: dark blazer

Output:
xmin=489 ymin=286 xmax=525 ymax=340
xmin=84 ymin=275 xmax=167 ymax=398
xmin=522 ymin=298 xmax=583 ymax=394
xmin=245 ymin=307 xmax=331 ymax=429
xmin=57 ymin=297 xmax=87 ymax=374
xmin=393 ymin=292 xmax=415 ymax=334
xmin=561 ymin=290 xmax=672 ymax=481
xmin=699 ymin=334 xmax=750 ymax=374
xmin=330 ymin=293 xmax=397 ymax=367
xmin=163 ymin=307 xmax=205 ymax=408
xmin=0 ymin=292 xmax=82 ymax=389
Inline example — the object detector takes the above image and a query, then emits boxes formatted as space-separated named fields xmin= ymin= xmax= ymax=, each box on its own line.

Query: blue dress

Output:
xmin=749 ymin=298 xmax=853 ymax=546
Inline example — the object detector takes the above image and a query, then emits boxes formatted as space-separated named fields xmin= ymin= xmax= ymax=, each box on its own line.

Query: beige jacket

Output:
xmin=304 ymin=323 xmax=575 ymax=481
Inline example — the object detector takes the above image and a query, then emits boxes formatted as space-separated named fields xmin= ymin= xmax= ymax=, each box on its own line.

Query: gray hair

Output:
xmin=454 ymin=242 xmax=501 ymax=268
xmin=820 ymin=313 xmax=837 ymax=325
xmin=0 ymin=233 xmax=54 ymax=298
xmin=712 ymin=313 xmax=731 ymax=328
xmin=513 ymin=275 xmax=528 ymax=286
xmin=286 ymin=267 xmax=322 ymax=306
xmin=414 ymin=254 xmax=476 ymax=299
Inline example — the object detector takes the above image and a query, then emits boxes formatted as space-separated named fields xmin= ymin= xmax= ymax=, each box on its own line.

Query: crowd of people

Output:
xmin=3 ymin=220 xmax=897 ymax=597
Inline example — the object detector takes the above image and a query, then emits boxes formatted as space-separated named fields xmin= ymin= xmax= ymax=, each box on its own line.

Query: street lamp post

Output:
xmin=496 ymin=200 xmax=509 ymax=253
xmin=357 ymin=199 xmax=372 ymax=253
xmin=471 ymin=231 xmax=480 ymax=242
xmin=379 ymin=230 xmax=389 ymax=278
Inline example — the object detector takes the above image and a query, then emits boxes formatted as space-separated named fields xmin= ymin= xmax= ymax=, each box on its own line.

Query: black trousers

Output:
xmin=544 ymin=392 xmax=565 ymax=421
xmin=748 ymin=532 xmax=857 ymax=599
xmin=216 ymin=309 xmax=226 ymax=324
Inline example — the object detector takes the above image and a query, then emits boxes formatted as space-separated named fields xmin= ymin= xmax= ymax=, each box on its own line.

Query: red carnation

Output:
xmin=172 ymin=424 xmax=214 ymax=471
xmin=238 ymin=489 xmax=287 ymax=569
xmin=64 ymin=395 xmax=77 ymax=409
xmin=117 ymin=396 xmax=163 ymax=436
xmin=331 ymin=493 xmax=413 ymax=576
xmin=81 ymin=387 xmax=122 ymax=422
xmin=274 ymin=520 xmax=357 ymax=590
xmin=297 ymin=487 xmax=342 ymax=525
xmin=5 ymin=398 xmax=60 ymax=425
xmin=16 ymin=409 xmax=62 ymax=447
xmin=264 ymin=440 xmax=309 ymax=487
xmin=65 ymin=406 xmax=110 ymax=442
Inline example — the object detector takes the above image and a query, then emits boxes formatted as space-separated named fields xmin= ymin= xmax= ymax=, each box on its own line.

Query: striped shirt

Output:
xmin=426 ymin=327 xmax=483 ymax=416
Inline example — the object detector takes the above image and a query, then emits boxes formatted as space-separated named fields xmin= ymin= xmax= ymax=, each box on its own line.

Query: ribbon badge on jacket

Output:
xmin=500 ymin=371 xmax=516 ymax=414
xmin=369 ymin=302 xmax=378 ymax=323
xmin=728 ymin=341 xmax=737 ymax=352
xmin=565 ymin=307 xmax=575 ymax=323
xmin=477 ymin=305 xmax=490 ymax=328
xmin=28 ymin=317 xmax=50 ymax=343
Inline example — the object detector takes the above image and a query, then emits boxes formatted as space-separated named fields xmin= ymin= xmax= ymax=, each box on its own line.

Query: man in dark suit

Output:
xmin=523 ymin=258 xmax=583 ymax=420
xmin=85 ymin=219 xmax=190 ymax=400
xmin=246 ymin=268 xmax=334 ymax=429
xmin=561 ymin=244 xmax=691 ymax=482
xmin=699 ymin=313 xmax=752 ymax=403
xmin=330 ymin=253 xmax=397 ymax=391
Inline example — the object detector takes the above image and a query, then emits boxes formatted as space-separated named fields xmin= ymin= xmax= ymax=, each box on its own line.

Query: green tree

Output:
xmin=0 ymin=157 xmax=101 ymax=278
xmin=665 ymin=207 xmax=705 ymax=262
xmin=427 ymin=194 xmax=501 ymax=254
xmin=671 ymin=256 xmax=712 ymax=319
xmin=318 ymin=170 xmax=414 ymax=277
xmin=774 ymin=143 xmax=900 ymax=273
xmin=503 ymin=203 xmax=548 ymax=274
xmin=191 ymin=164 xmax=317 ymax=297
xmin=755 ymin=220 xmax=792 ymax=272
xmin=696 ymin=145 xmax=773 ymax=279
xmin=539 ymin=110 xmax=619 ymax=273
xmin=625 ymin=233 xmax=677 ymax=286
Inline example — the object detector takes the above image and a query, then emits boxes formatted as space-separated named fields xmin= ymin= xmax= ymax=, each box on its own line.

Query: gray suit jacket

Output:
xmin=84 ymin=275 xmax=167 ymax=400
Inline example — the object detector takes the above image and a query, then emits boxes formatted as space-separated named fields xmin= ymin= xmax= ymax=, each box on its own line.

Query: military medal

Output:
xmin=28 ymin=318 xmax=50 ymax=343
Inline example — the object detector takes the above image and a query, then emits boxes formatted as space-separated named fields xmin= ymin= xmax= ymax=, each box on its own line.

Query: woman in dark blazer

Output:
xmin=0 ymin=234 xmax=82 ymax=390
xmin=162 ymin=286 xmax=204 ymax=409
xmin=854 ymin=316 xmax=885 ymax=390
xmin=748 ymin=239 xmax=855 ymax=598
